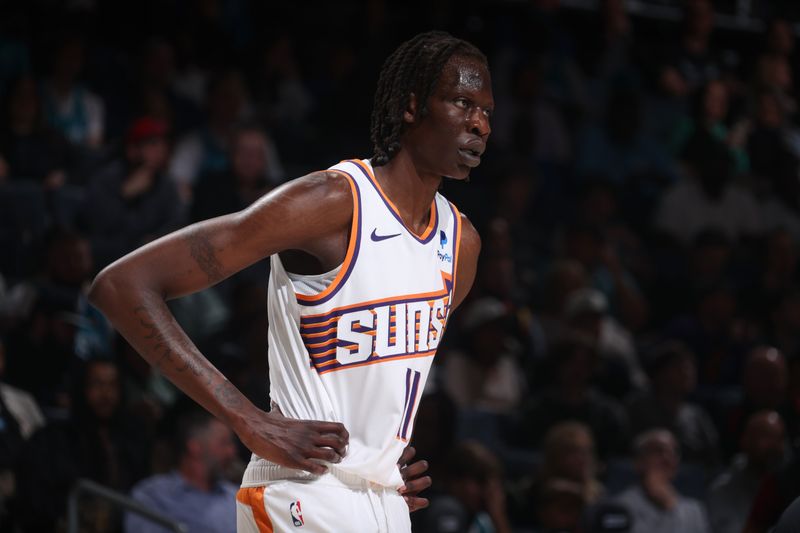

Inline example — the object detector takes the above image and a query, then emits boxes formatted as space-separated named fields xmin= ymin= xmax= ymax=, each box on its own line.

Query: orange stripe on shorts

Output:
xmin=236 ymin=487 xmax=274 ymax=533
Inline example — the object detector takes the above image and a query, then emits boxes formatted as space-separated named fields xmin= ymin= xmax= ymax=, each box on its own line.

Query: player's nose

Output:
xmin=469 ymin=109 xmax=491 ymax=137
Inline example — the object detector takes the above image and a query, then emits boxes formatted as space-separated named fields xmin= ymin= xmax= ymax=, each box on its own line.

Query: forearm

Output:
xmin=89 ymin=273 xmax=255 ymax=429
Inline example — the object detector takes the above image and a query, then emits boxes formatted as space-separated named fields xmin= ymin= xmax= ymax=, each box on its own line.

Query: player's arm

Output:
xmin=88 ymin=170 xmax=352 ymax=474
xmin=451 ymin=214 xmax=481 ymax=311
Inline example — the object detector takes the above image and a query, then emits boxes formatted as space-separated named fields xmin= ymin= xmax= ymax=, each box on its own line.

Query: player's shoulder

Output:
xmin=293 ymin=168 xmax=353 ymax=193
xmin=457 ymin=211 xmax=481 ymax=256
xmin=274 ymin=168 xmax=355 ymax=211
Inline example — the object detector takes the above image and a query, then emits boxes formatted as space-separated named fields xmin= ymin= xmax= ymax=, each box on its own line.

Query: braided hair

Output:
xmin=370 ymin=31 xmax=487 ymax=167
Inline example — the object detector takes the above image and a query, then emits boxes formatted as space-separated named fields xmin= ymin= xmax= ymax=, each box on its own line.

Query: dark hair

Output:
xmin=174 ymin=409 xmax=214 ymax=457
xmin=644 ymin=341 xmax=694 ymax=379
xmin=370 ymin=31 xmax=487 ymax=167
xmin=71 ymin=358 xmax=122 ymax=424
xmin=444 ymin=440 xmax=502 ymax=483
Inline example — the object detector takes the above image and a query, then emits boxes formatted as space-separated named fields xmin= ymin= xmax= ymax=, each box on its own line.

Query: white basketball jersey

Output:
xmin=253 ymin=158 xmax=462 ymax=489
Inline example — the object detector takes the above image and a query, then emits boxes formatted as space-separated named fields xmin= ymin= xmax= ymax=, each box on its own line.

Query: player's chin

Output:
xmin=444 ymin=163 xmax=475 ymax=181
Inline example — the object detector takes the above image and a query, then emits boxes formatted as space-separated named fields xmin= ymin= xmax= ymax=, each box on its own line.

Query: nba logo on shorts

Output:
xmin=289 ymin=501 xmax=304 ymax=527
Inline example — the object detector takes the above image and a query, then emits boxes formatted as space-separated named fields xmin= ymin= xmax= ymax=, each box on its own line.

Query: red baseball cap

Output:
xmin=126 ymin=117 xmax=168 ymax=144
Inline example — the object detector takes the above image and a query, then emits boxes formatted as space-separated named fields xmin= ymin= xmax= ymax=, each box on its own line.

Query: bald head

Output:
xmin=742 ymin=410 xmax=785 ymax=472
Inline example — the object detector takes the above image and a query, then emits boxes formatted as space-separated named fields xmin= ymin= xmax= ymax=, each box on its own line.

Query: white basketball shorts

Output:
xmin=236 ymin=466 xmax=411 ymax=533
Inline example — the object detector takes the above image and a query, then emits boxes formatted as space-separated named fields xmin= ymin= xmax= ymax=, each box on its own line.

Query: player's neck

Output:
xmin=373 ymin=152 xmax=441 ymax=235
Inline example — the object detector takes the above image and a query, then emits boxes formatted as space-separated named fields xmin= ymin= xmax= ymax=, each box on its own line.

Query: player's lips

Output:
xmin=458 ymin=148 xmax=481 ymax=167
xmin=458 ymin=139 xmax=485 ymax=167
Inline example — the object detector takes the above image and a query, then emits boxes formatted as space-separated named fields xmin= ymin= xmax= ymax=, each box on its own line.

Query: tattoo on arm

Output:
xmin=185 ymin=228 xmax=224 ymax=284
xmin=214 ymin=381 xmax=244 ymax=410
xmin=132 ymin=304 xmax=212 ymax=385
xmin=135 ymin=305 xmax=176 ymax=368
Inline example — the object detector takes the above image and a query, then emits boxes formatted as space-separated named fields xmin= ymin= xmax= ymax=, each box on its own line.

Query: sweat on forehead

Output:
xmin=437 ymin=55 xmax=490 ymax=91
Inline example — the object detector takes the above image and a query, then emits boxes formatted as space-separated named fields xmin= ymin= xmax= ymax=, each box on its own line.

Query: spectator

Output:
xmin=752 ymin=53 xmax=795 ymax=120
xmin=538 ymin=421 xmax=604 ymax=505
xmin=741 ymin=229 xmax=797 ymax=325
xmin=564 ymin=288 xmax=646 ymax=396
xmin=743 ymin=442 xmax=800 ymax=533
xmin=533 ymin=478 xmax=587 ymax=533
xmin=615 ymin=429 xmax=711 ymax=533
xmin=579 ymin=0 xmax=636 ymax=120
xmin=707 ymin=410 xmax=786 ymax=533
xmin=659 ymin=0 xmax=720 ymax=97
xmin=191 ymin=124 xmax=281 ymax=222
xmin=41 ymin=34 xmax=104 ymax=149
xmin=627 ymin=342 xmax=719 ymax=466
xmin=669 ymin=80 xmax=749 ymax=174
xmin=168 ymin=70 xmax=253 ymax=200
xmin=655 ymin=131 xmax=762 ymax=246
xmin=764 ymin=18 xmax=795 ymax=58
xmin=652 ymin=229 xmax=734 ymax=324
xmin=560 ymin=222 xmax=648 ymax=331
xmin=415 ymin=440 xmax=512 ymax=533
xmin=575 ymin=85 xmax=678 ymax=189
xmin=82 ymin=116 xmax=184 ymax=268
xmin=3 ymin=229 xmax=103 ymax=408
xmin=15 ymin=359 xmax=151 ymax=532
xmin=518 ymin=334 xmax=629 ymax=459
xmin=747 ymin=90 xmax=800 ymax=215
xmin=721 ymin=347 xmax=788 ymax=456
xmin=491 ymin=60 xmax=571 ymax=165
xmin=0 ymin=75 xmax=72 ymax=186
xmin=442 ymin=297 xmax=526 ymax=413
xmin=125 ymin=410 xmax=238 ymax=533
xmin=136 ymin=37 xmax=203 ymax=137
xmin=0 ymin=338 xmax=44 ymax=527
xmin=252 ymin=35 xmax=314 ymax=153
xmin=662 ymin=280 xmax=752 ymax=392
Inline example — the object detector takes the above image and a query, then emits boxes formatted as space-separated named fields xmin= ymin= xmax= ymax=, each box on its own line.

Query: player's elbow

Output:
xmin=87 ymin=267 xmax=119 ymax=312
xmin=88 ymin=262 xmax=143 ymax=314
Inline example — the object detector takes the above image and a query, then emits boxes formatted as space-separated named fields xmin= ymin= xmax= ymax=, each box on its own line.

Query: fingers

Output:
xmin=314 ymin=433 xmax=348 ymax=458
xmin=297 ymin=459 xmax=329 ymax=476
xmin=304 ymin=444 xmax=342 ymax=464
xmin=397 ymin=445 xmax=416 ymax=467
xmin=400 ymin=459 xmax=428 ymax=482
xmin=311 ymin=421 xmax=349 ymax=443
xmin=403 ymin=495 xmax=430 ymax=513
xmin=399 ymin=475 xmax=431 ymax=497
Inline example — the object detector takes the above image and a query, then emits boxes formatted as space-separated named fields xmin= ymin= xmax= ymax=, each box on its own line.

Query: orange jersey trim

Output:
xmin=350 ymin=159 xmax=437 ymax=241
xmin=449 ymin=202 xmax=463 ymax=302
xmin=301 ymin=270 xmax=452 ymax=321
xmin=317 ymin=349 xmax=437 ymax=375
xmin=295 ymin=171 xmax=360 ymax=304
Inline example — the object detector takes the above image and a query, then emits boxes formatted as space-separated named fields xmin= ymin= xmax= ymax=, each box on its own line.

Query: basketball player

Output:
xmin=89 ymin=31 xmax=491 ymax=532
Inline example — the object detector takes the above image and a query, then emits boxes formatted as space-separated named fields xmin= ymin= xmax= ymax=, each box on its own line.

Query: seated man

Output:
xmin=616 ymin=429 xmax=710 ymax=533
xmin=125 ymin=410 xmax=238 ymax=533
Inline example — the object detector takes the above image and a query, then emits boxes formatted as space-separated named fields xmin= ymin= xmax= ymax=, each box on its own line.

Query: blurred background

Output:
xmin=2 ymin=0 xmax=800 ymax=531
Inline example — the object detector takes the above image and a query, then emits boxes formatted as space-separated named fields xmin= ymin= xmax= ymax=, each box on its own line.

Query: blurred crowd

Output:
xmin=2 ymin=0 xmax=800 ymax=532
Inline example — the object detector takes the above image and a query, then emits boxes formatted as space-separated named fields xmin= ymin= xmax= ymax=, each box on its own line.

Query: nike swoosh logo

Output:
xmin=370 ymin=229 xmax=401 ymax=242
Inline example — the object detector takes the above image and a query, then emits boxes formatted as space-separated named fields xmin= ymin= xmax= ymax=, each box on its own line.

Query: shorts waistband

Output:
xmin=241 ymin=458 xmax=389 ymax=491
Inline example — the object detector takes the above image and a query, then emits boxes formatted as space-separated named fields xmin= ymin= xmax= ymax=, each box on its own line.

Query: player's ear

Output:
xmin=403 ymin=93 xmax=418 ymax=124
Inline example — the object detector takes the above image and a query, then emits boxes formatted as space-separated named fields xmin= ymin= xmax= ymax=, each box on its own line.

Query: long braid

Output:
xmin=370 ymin=31 xmax=487 ymax=167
